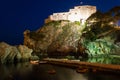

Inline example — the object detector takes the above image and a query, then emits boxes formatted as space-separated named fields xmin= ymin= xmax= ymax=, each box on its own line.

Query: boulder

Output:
xmin=0 ymin=42 xmax=19 ymax=63
xmin=17 ymin=45 xmax=33 ymax=61
xmin=0 ymin=42 xmax=37 ymax=64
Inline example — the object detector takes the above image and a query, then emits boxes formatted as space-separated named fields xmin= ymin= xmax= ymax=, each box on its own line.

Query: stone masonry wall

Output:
xmin=45 ymin=5 xmax=96 ymax=24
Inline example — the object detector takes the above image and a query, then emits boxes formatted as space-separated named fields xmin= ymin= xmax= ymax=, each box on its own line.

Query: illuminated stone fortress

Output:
xmin=45 ymin=5 xmax=96 ymax=24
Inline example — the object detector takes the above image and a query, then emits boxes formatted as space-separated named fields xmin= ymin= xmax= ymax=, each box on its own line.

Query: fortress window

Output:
xmin=63 ymin=14 xmax=65 ymax=15
xmin=69 ymin=13 xmax=71 ymax=15
xmin=75 ymin=13 xmax=77 ymax=14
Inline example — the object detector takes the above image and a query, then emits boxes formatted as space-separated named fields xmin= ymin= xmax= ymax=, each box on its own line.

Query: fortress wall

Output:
xmin=74 ymin=6 xmax=82 ymax=9
xmin=67 ymin=12 xmax=81 ymax=22
xmin=67 ymin=6 xmax=96 ymax=22
xmin=69 ymin=9 xmax=78 ymax=12
xmin=45 ymin=5 xmax=97 ymax=23
xmin=45 ymin=12 xmax=69 ymax=23
xmin=52 ymin=12 xmax=68 ymax=20
xmin=57 ymin=12 xmax=68 ymax=20
xmin=75 ymin=6 xmax=96 ymax=20
xmin=52 ymin=13 xmax=59 ymax=20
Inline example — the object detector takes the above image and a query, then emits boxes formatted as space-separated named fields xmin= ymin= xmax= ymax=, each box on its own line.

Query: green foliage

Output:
xmin=62 ymin=23 xmax=70 ymax=31
xmin=44 ymin=20 xmax=61 ymax=28
xmin=80 ymin=31 xmax=120 ymax=57
xmin=74 ymin=21 xmax=81 ymax=25
xmin=85 ymin=39 xmax=116 ymax=57
xmin=86 ymin=57 xmax=112 ymax=64
xmin=85 ymin=55 xmax=120 ymax=65
xmin=65 ymin=56 xmax=75 ymax=60
xmin=79 ymin=7 xmax=120 ymax=57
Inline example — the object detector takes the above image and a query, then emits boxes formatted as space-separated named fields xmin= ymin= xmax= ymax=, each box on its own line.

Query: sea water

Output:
xmin=0 ymin=61 xmax=120 ymax=80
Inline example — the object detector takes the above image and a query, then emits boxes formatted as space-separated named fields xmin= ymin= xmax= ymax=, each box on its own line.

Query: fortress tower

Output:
xmin=45 ymin=5 xmax=96 ymax=24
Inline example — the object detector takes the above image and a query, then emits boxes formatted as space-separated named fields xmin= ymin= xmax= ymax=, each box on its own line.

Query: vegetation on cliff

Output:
xmin=24 ymin=20 xmax=83 ymax=57
xmin=79 ymin=6 xmax=120 ymax=57
xmin=24 ymin=6 xmax=120 ymax=58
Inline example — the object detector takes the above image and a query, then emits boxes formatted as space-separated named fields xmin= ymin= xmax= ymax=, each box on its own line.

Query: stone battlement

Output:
xmin=45 ymin=5 xmax=96 ymax=24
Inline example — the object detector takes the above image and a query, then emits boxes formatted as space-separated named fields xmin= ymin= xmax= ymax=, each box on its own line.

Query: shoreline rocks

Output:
xmin=0 ymin=42 xmax=39 ymax=64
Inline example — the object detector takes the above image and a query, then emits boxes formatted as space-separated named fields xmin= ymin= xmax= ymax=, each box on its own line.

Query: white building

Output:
xmin=45 ymin=5 xmax=96 ymax=24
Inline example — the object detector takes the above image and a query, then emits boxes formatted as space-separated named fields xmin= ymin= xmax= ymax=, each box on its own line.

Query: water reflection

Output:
xmin=0 ymin=62 xmax=120 ymax=80
xmin=0 ymin=63 xmax=87 ymax=80
xmin=87 ymin=72 xmax=120 ymax=80
xmin=0 ymin=62 xmax=33 ymax=80
xmin=28 ymin=64 xmax=88 ymax=80
xmin=82 ymin=56 xmax=120 ymax=65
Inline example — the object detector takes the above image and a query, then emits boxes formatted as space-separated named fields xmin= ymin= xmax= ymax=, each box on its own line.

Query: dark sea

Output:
xmin=0 ymin=61 xmax=120 ymax=80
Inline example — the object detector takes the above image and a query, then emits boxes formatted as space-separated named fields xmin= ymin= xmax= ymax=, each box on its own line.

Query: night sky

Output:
xmin=0 ymin=0 xmax=120 ymax=45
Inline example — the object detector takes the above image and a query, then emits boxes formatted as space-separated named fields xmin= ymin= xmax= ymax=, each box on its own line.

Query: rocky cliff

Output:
xmin=24 ymin=21 xmax=84 ymax=57
xmin=24 ymin=6 xmax=120 ymax=58
xmin=23 ymin=20 xmax=120 ymax=58
xmin=0 ymin=42 xmax=39 ymax=64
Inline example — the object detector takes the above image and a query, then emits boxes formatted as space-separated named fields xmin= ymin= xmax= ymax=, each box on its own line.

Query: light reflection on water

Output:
xmin=83 ymin=56 xmax=120 ymax=65
xmin=0 ymin=62 xmax=120 ymax=80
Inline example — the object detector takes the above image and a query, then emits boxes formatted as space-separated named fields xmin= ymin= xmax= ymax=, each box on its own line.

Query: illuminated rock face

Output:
xmin=45 ymin=5 xmax=96 ymax=24
xmin=24 ymin=6 xmax=120 ymax=58
xmin=24 ymin=21 xmax=83 ymax=57
xmin=0 ymin=42 xmax=38 ymax=63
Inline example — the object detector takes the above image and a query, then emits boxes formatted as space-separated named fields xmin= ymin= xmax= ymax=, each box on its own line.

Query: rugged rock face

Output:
xmin=0 ymin=42 xmax=19 ymax=63
xmin=0 ymin=42 xmax=37 ymax=63
xmin=80 ymin=8 xmax=120 ymax=57
xmin=18 ymin=45 xmax=32 ymax=61
xmin=24 ymin=21 xmax=84 ymax=57
xmin=24 ymin=20 xmax=120 ymax=58
xmin=23 ymin=6 xmax=120 ymax=57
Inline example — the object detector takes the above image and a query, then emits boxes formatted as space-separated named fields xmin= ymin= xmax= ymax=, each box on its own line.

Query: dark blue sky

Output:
xmin=0 ymin=0 xmax=120 ymax=45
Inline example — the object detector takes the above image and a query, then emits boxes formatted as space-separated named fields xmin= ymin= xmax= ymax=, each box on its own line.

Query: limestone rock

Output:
xmin=24 ymin=20 xmax=120 ymax=58
xmin=0 ymin=42 xmax=19 ymax=63
xmin=24 ymin=21 xmax=83 ymax=57
xmin=0 ymin=42 xmax=36 ymax=64
xmin=17 ymin=45 xmax=33 ymax=61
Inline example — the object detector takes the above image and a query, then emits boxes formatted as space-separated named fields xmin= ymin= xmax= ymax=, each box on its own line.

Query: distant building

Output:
xmin=45 ymin=5 xmax=96 ymax=24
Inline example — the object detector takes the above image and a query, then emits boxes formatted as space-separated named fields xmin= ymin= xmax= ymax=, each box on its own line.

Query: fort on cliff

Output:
xmin=45 ymin=5 xmax=96 ymax=24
